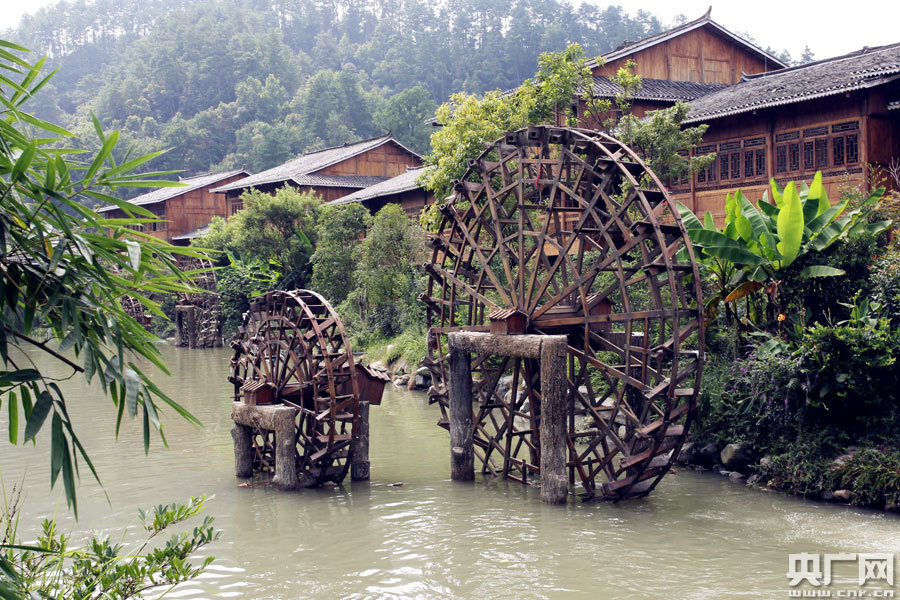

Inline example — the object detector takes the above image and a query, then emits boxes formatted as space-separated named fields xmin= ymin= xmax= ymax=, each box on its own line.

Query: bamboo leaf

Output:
xmin=50 ymin=412 xmax=64 ymax=487
xmin=24 ymin=391 xmax=53 ymax=442
xmin=10 ymin=141 xmax=36 ymax=182
xmin=125 ymin=369 xmax=139 ymax=417
xmin=7 ymin=392 xmax=17 ymax=445
xmin=125 ymin=240 xmax=142 ymax=271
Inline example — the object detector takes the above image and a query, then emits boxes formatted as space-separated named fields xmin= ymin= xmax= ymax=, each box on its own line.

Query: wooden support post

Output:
xmin=539 ymin=337 xmax=569 ymax=504
xmin=448 ymin=342 xmax=474 ymax=481
xmin=350 ymin=401 xmax=370 ymax=481
xmin=231 ymin=421 xmax=253 ymax=478
xmin=231 ymin=403 xmax=299 ymax=490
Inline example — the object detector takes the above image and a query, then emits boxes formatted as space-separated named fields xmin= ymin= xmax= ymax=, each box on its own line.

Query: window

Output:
xmin=731 ymin=152 xmax=741 ymax=179
xmin=230 ymin=200 xmax=243 ymax=216
xmin=815 ymin=139 xmax=828 ymax=168
xmin=720 ymin=154 xmax=729 ymax=180
xmin=776 ymin=146 xmax=787 ymax=174
xmin=788 ymin=143 xmax=800 ymax=172
xmin=833 ymin=136 xmax=845 ymax=166
xmin=744 ymin=152 xmax=754 ymax=179
xmin=755 ymin=149 xmax=766 ymax=176
xmin=846 ymin=134 xmax=858 ymax=163
xmin=804 ymin=142 xmax=814 ymax=171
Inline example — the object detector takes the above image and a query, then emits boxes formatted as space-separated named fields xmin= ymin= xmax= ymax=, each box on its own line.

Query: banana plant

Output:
xmin=678 ymin=171 xmax=890 ymax=323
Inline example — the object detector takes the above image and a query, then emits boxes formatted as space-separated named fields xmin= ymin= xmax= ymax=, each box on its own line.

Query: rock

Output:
xmin=370 ymin=360 xmax=388 ymax=371
xmin=821 ymin=490 xmax=834 ymax=501
xmin=747 ymin=474 xmax=760 ymax=486
xmin=831 ymin=451 xmax=858 ymax=469
xmin=718 ymin=468 xmax=731 ymax=477
xmin=729 ymin=471 xmax=747 ymax=481
xmin=720 ymin=443 xmax=752 ymax=470
xmin=393 ymin=375 xmax=410 ymax=387
xmin=832 ymin=489 xmax=852 ymax=503
xmin=416 ymin=366 xmax=432 ymax=378
xmin=392 ymin=357 xmax=409 ymax=376
xmin=759 ymin=456 xmax=772 ymax=468
xmin=676 ymin=441 xmax=698 ymax=464
xmin=698 ymin=443 xmax=720 ymax=467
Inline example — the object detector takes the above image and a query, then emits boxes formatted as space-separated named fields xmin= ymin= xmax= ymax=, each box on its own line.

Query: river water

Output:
xmin=1 ymin=345 xmax=899 ymax=599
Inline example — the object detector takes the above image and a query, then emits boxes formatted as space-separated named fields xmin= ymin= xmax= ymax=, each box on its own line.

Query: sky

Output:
xmin=1 ymin=0 xmax=899 ymax=61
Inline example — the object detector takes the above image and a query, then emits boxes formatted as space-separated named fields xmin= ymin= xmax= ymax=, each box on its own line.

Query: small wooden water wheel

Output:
xmin=421 ymin=125 xmax=704 ymax=501
xmin=174 ymin=255 xmax=222 ymax=348
xmin=228 ymin=289 xmax=361 ymax=486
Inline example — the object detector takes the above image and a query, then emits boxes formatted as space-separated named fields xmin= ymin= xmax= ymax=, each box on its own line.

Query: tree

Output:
xmin=197 ymin=186 xmax=321 ymax=289
xmin=373 ymin=86 xmax=436 ymax=154
xmin=0 ymin=39 xmax=204 ymax=514
xmin=351 ymin=205 xmax=426 ymax=337
xmin=311 ymin=203 xmax=371 ymax=304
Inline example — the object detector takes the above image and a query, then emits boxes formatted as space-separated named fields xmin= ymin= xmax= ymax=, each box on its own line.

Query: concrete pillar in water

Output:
xmin=350 ymin=401 xmax=370 ymax=481
xmin=448 ymin=344 xmax=474 ymax=481
xmin=231 ymin=403 xmax=299 ymax=490
xmin=539 ymin=337 xmax=569 ymax=505
xmin=232 ymin=421 xmax=253 ymax=478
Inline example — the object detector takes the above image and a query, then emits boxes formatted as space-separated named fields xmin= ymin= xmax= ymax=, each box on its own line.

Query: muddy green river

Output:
xmin=1 ymin=345 xmax=898 ymax=599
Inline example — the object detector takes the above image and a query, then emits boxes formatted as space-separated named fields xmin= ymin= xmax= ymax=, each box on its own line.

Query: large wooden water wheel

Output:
xmin=421 ymin=126 xmax=704 ymax=501
xmin=228 ymin=290 xmax=361 ymax=486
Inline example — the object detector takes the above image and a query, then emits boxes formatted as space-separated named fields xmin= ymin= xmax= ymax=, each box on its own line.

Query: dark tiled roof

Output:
xmin=331 ymin=167 xmax=429 ymax=205
xmin=97 ymin=169 xmax=248 ymax=213
xmin=592 ymin=76 xmax=727 ymax=102
xmin=588 ymin=11 xmax=787 ymax=70
xmin=210 ymin=135 xmax=421 ymax=193
xmin=684 ymin=43 xmax=900 ymax=123
xmin=171 ymin=224 xmax=210 ymax=241
xmin=291 ymin=174 xmax=388 ymax=188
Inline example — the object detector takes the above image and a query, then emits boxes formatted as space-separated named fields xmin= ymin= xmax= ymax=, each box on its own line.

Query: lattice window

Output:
xmin=776 ymin=146 xmax=787 ymax=173
xmin=832 ymin=121 xmax=860 ymax=133
xmin=720 ymin=154 xmax=729 ymax=180
xmin=788 ymin=143 xmax=800 ymax=171
xmin=803 ymin=126 xmax=828 ymax=138
xmin=731 ymin=152 xmax=741 ymax=179
xmin=846 ymin=134 xmax=858 ymax=163
xmin=720 ymin=141 xmax=741 ymax=151
xmin=756 ymin=149 xmax=766 ymax=176
xmin=804 ymin=141 xmax=815 ymax=170
xmin=744 ymin=137 xmax=765 ymax=148
xmin=744 ymin=152 xmax=754 ymax=178
xmin=833 ymin=136 xmax=845 ymax=166
xmin=775 ymin=131 xmax=800 ymax=143
xmin=815 ymin=138 xmax=828 ymax=168
xmin=230 ymin=200 xmax=243 ymax=216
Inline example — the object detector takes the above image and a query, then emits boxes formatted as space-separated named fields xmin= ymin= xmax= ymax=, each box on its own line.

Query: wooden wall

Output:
xmin=596 ymin=26 xmax=777 ymax=84
xmin=164 ymin=172 xmax=247 ymax=242
xmin=318 ymin=142 xmax=421 ymax=178
xmin=671 ymin=92 xmax=879 ymax=223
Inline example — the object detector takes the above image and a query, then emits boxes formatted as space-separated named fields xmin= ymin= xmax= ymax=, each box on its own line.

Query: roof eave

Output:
xmin=684 ymin=73 xmax=900 ymax=124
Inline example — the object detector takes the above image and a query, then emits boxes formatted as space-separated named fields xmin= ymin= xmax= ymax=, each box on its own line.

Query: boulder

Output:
xmin=416 ymin=366 xmax=432 ymax=378
xmin=747 ymin=474 xmax=760 ymax=486
xmin=393 ymin=375 xmax=410 ymax=387
xmin=729 ymin=471 xmax=747 ymax=481
xmin=676 ymin=441 xmax=698 ymax=465
xmin=821 ymin=490 xmax=834 ymax=501
xmin=392 ymin=357 xmax=410 ymax=376
xmin=831 ymin=450 xmax=858 ymax=469
xmin=698 ymin=443 xmax=720 ymax=467
xmin=759 ymin=455 xmax=772 ymax=468
xmin=832 ymin=489 xmax=852 ymax=503
xmin=720 ymin=443 xmax=752 ymax=470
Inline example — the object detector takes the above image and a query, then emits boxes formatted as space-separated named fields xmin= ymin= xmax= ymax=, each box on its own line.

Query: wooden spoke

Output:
xmin=422 ymin=126 xmax=705 ymax=501
xmin=229 ymin=289 xmax=361 ymax=486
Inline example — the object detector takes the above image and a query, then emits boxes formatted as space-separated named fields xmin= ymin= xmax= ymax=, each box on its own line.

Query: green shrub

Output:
xmin=798 ymin=321 xmax=899 ymax=429
xmin=826 ymin=448 xmax=900 ymax=508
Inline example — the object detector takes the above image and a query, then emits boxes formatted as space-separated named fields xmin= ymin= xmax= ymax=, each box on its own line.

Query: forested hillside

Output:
xmin=4 ymin=0 xmax=669 ymax=189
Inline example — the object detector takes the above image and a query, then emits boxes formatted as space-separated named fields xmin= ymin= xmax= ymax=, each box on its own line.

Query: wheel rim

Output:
xmin=422 ymin=126 xmax=704 ymax=500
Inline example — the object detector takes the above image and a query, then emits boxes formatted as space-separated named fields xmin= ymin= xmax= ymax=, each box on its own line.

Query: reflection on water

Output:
xmin=1 ymin=345 xmax=899 ymax=599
